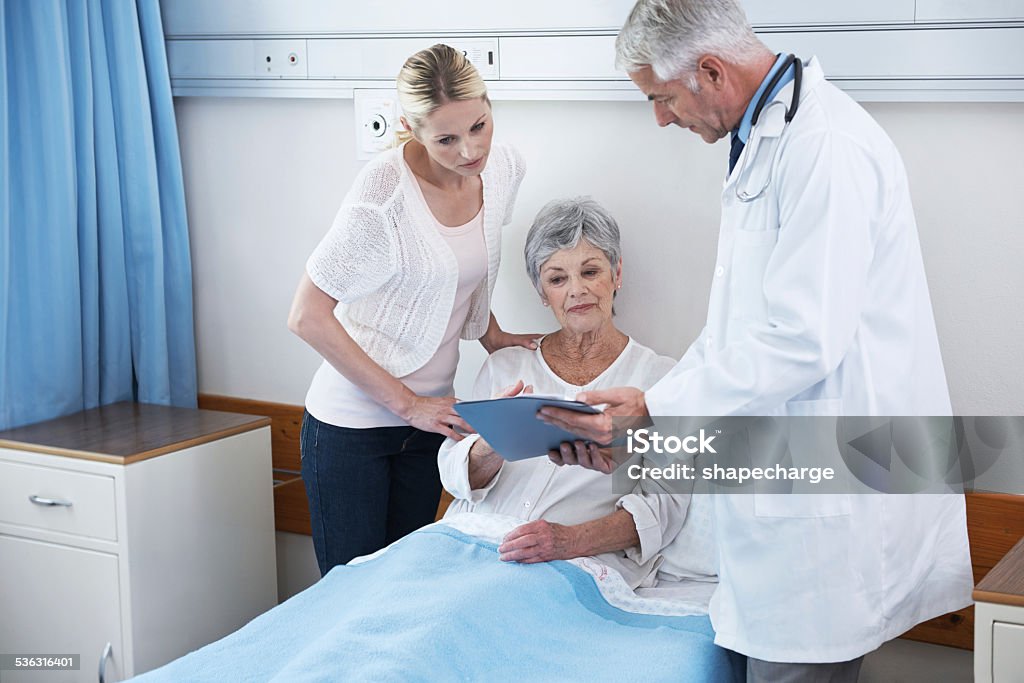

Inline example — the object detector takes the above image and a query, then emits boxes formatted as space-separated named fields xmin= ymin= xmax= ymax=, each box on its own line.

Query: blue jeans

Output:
xmin=300 ymin=411 xmax=445 ymax=576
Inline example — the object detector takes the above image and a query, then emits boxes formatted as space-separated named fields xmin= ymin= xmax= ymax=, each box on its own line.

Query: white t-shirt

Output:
xmin=305 ymin=166 xmax=487 ymax=428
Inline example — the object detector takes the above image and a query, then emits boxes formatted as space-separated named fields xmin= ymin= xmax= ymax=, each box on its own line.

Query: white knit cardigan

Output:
xmin=306 ymin=142 xmax=526 ymax=378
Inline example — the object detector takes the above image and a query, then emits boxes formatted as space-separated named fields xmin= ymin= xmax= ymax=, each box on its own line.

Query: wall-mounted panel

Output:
xmin=163 ymin=3 xmax=1024 ymax=102
xmin=915 ymin=0 xmax=1024 ymax=23
xmin=741 ymin=0 xmax=915 ymax=27
xmin=761 ymin=27 xmax=1024 ymax=80
xmin=162 ymin=0 xmax=633 ymax=36
xmin=499 ymin=36 xmax=621 ymax=80
xmin=307 ymin=38 xmax=498 ymax=81
xmin=167 ymin=39 xmax=307 ymax=79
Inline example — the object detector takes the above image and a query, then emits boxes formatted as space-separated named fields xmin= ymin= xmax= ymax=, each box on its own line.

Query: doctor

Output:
xmin=538 ymin=0 xmax=974 ymax=680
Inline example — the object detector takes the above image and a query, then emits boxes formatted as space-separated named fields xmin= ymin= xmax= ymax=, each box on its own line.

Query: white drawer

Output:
xmin=993 ymin=621 xmax=1024 ymax=682
xmin=0 ymin=459 xmax=117 ymax=541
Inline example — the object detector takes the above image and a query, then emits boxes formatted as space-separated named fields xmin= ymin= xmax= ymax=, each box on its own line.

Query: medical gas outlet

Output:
xmin=355 ymin=89 xmax=399 ymax=161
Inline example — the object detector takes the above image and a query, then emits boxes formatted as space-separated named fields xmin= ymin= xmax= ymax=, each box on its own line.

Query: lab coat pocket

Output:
xmin=754 ymin=398 xmax=850 ymax=518
xmin=728 ymin=227 xmax=779 ymax=322
xmin=784 ymin=398 xmax=842 ymax=417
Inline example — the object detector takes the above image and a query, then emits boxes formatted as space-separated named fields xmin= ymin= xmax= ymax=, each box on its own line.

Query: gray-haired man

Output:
xmin=538 ymin=1 xmax=973 ymax=681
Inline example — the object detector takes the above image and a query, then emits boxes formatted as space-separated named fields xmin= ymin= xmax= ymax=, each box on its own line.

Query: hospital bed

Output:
xmin=130 ymin=513 xmax=742 ymax=682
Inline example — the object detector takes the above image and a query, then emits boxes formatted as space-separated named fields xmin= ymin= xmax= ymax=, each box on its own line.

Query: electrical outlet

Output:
xmin=444 ymin=39 xmax=499 ymax=79
xmin=254 ymin=40 xmax=305 ymax=78
xmin=354 ymin=89 xmax=399 ymax=161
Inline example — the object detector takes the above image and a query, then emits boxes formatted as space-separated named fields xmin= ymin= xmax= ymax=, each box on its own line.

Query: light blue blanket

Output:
xmin=133 ymin=526 xmax=743 ymax=682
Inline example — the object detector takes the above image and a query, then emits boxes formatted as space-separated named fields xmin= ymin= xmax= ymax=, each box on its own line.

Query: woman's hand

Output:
xmin=480 ymin=313 xmax=541 ymax=354
xmin=401 ymin=395 xmax=474 ymax=441
xmin=481 ymin=328 xmax=541 ymax=354
xmin=498 ymin=519 xmax=580 ymax=563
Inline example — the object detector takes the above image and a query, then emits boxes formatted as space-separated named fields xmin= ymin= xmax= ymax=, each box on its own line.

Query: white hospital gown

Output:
xmin=439 ymin=337 xmax=715 ymax=588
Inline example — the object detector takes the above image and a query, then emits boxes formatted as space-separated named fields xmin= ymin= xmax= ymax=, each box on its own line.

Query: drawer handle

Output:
xmin=28 ymin=495 xmax=73 ymax=508
xmin=98 ymin=642 xmax=112 ymax=683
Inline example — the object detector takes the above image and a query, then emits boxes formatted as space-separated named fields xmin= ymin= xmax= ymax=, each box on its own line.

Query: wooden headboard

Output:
xmin=198 ymin=394 xmax=1024 ymax=650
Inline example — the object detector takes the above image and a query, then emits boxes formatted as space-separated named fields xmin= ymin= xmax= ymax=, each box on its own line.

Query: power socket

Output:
xmin=254 ymin=40 xmax=305 ymax=78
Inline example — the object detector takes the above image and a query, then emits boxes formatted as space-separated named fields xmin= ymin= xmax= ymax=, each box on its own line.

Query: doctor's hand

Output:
xmin=498 ymin=519 xmax=579 ymax=563
xmin=548 ymin=440 xmax=618 ymax=474
xmin=538 ymin=387 xmax=649 ymax=473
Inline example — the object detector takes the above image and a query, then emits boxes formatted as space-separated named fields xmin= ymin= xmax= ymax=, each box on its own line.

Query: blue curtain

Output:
xmin=0 ymin=0 xmax=197 ymax=430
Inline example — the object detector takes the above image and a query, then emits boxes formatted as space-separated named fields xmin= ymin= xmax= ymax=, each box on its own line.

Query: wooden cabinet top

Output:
xmin=975 ymin=535 xmax=1024 ymax=608
xmin=0 ymin=402 xmax=271 ymax=465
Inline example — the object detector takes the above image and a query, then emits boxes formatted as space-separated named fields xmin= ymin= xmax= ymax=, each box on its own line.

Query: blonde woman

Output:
xmin=288 ymin=44 xmax=534 ymax=574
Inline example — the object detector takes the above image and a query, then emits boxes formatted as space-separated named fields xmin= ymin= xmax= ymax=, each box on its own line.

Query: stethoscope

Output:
xmin=735 ymin=53 xmax=803 ymax=202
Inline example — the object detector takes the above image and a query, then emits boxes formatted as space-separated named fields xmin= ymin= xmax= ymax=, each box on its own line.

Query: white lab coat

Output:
xmin=644 ymin=57 xmax=973 ymax=663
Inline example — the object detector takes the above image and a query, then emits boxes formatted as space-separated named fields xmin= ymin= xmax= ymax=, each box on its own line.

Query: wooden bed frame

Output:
xmin=199 ymin=394 xmax=1024 ymax=651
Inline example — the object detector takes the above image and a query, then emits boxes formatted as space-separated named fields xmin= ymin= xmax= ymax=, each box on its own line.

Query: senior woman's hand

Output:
xmin=498 ymin=510 xmax=641 ymax=563
xmin=498 ymin=519 xmax=578 ymax=563
xmin=497 ymin=379 xmax=534 ymax=398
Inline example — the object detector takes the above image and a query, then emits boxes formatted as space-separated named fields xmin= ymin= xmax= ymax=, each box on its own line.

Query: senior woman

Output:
xmin=288 ymin=44 xmax=536 ymax=575
xmin=439 ymin=197 xmax=715 ymax=588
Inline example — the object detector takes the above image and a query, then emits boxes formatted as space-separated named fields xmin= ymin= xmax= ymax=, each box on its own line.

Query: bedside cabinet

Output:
xmin=975 ymin=535 xmax=1024 ymax=682
xmin=0 ymin=402 xmax=277 ymax=682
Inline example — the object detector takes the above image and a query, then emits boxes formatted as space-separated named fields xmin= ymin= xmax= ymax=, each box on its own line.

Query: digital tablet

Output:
xmin=454 ymin=395 xmax=603 ymax=461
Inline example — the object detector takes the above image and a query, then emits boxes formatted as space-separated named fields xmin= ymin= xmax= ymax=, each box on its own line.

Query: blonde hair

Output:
xmin=395 ymin=44 xmax=489 ymax=144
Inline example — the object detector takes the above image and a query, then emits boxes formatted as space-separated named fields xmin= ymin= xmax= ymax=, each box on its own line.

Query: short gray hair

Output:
xmin=616 ymin=0 xmax=765 ymax=83
xmin=524 ymin=198 xmax=621 ymax=293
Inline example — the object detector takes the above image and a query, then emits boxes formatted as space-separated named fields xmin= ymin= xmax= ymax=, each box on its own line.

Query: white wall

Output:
xmin=176 ymin=96 xmax=1024 ymax=416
